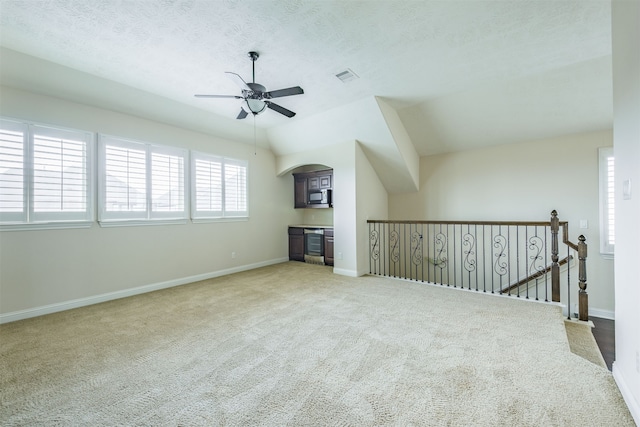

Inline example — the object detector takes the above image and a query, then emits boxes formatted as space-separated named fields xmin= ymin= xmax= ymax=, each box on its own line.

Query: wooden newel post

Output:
xmin=578 ymin=235 xmax=589 ymax=321
xmin=550 ymin=210 xmax=560 ymax=302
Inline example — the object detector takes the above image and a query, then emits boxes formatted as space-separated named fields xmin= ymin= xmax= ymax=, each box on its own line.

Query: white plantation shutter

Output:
xmin=0 ymin=119 xmax=26 ymax=222
xmin=0 ymin=119 xmax=93 ymax=226
xmin=605 ymin=156 xmax=615 ymax=245
xmin=193 ymin=155 xmax=223 ymax=217
xmin=599 ymin=147 xmax=615 ymax=255
xmin=191 ymin=152 xmax=247 ymax=219
xmin=224 ymin=159 xmax=248 ymax=216
xmin=103 ymin=140 xmax=147 ymax=219
xmin=99 ymin=135 xmax=187 ymax=222
xmin=151 ymin=148 xmax=185 ymax=217
xmin=31 ymin=125 xmax=91 ymax=221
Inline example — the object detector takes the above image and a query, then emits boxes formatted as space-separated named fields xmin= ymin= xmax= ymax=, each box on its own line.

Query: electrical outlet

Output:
xmin=231 ymin=252 xmax=236 ymax=259
xmin=337 ymin=252 xmax=343 ymax=260
xmin=636 ymin=350 xmax=639 ymax=374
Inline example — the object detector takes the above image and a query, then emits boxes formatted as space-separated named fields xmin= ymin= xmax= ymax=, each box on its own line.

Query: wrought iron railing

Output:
xmin=367 ymin=210 xmax=589 ymax=320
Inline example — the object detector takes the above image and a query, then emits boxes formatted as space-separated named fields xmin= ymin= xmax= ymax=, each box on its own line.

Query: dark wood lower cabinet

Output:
xmin=289 ymin=227 xmax=334 ymax=265
xmin=324 ymin=229 xmax=334 ymax=266
xmin=288 ymin=227 xmax=305 ymax=261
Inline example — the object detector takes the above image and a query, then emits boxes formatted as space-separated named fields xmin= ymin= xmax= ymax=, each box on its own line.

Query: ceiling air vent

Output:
xmin=335 ymin=68 xmax=359 ymax=83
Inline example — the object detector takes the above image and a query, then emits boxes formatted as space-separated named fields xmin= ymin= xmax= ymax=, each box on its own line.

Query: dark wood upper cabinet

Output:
xmin=308 ymin=176 xmax=320 ymax=191
xmin=293 ymin=169 xmax=333 ymax=209
xmin=318 ymin=174 xmax=332 ymax=189
xmin=294 ymin=175 xmax=308 ymax=209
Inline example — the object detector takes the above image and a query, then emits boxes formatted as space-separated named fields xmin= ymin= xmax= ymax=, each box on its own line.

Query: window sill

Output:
xmin=191 ymin=217 xmax=249 ymax=224
xmin=98 ymin=219 xmax=188 ymax=228
xmin=0 ymin=221 xmax=94 ymax=232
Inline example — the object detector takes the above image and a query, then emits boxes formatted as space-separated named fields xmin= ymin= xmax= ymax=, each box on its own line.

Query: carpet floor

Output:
xmin=0 ymin=262 xmax=634 ymax=426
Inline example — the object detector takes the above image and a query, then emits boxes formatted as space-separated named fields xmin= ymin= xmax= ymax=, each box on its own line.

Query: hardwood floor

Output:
xmin=591 ymin=316 xmax=615 ymax=371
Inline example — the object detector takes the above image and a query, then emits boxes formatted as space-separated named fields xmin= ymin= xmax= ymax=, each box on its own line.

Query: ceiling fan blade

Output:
xmin=194 ymin=94 xmax=243 ymax=99
xmin=236 ymin=108 xmax=248 ymax=120
xmin=266 ymin=101 xmax=296 ymax=118
xmin=265 ymin=86 xmax=304 ymax=99
xmin=225 ymin=72 xmax=251 ymax=91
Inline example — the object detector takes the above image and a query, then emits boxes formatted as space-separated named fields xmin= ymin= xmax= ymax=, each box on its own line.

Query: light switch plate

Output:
xmin=579 ymin=220 xmax=588 ymax=229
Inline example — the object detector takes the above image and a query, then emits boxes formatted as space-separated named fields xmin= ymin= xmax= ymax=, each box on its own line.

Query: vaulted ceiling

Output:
xmin=0 ymin=0 xmax=612 ymax=159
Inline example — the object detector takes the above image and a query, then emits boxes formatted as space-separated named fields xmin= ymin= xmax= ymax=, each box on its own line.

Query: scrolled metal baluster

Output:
xmin=370 ymin=229 xmax=380 ymax=264
xmin=493 ymin=234 xmax=508 ymax=276
xmin=389 ymin=230 xmax=400 ymax=263
xmin=528 ymin=235 xmax=545 ymax=278
xmin=389 ymin=228 xmax=400 ymax=277
xmin=493 ymin=234 xmax=508 ymax=292
xmin=435 ymin=232 xmax=448 ymax=266
xmin=434 ymin=231 xmax=448 ymax=284
xmin=463 ymin=232 xmax=476 ymax=273
xmin=411 ymin=231 xmax=424 ymax=272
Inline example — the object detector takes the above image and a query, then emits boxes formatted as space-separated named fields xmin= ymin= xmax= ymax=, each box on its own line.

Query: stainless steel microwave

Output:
xmin=308 ymin=189 xmax=331 ymax=205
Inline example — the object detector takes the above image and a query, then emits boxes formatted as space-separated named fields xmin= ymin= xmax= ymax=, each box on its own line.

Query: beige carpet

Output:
xmin=0 ymin=262 xmax=634 ymax=426
xmin=564 ymin=319 xmax=608 ymax=369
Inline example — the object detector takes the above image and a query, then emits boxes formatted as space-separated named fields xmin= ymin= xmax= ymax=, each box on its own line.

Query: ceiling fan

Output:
xmin=195 ymin=51 xmax=304 ymax=119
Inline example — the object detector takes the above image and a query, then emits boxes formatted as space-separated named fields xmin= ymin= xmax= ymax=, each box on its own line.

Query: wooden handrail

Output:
xmin=367 ymin=219 xmax=555 ymax=226
xmin=500 ymin=255 xmax=572 ymax=294
xmin=562 ymin=223 xmax=579 ymax=251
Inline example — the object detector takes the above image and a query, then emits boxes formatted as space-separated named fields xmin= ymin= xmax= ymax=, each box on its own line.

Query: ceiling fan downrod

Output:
xmin=248 ymin=51 xmax=259 ymax=83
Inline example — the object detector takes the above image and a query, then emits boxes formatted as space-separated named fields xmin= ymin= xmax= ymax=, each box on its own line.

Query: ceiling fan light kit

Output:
xmin=195 ymin=51 xmax=304 ymax=119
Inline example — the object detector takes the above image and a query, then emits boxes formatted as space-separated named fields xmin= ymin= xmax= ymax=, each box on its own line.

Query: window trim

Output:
xmin=0 ymin=117 xmax=94 ymax=230
xmin=2 ymin=116 xmax=252 ymax=230
xmin=0 ymin=118 xmax=27 ymax=224
xmin=98 ymin=134 xmax=188 ymax=226
xmin=190 ymin=151 xmax=249 ymax=220
xmin=598 ymin=147 xmax=614 ymax=258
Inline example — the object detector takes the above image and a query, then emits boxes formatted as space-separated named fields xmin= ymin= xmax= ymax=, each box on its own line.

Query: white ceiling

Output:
xmin=0 ymin=0 xmax=612 ymax=156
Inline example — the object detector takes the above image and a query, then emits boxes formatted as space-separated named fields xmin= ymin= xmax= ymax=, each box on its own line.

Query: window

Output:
xmin=191 ymin=151 xmax=248 ymax=220
xmin=599 ymin=147 xmax=614 ymax=256
xmin=99 ymin=135 xmax=187 ymax=224
xmin=0 ymin=118 xmax=93 ymax=228
xmin=2 ymin=118 xmax=249 ymax=228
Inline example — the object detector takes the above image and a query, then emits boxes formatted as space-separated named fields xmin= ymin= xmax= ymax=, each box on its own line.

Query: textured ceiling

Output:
xmin=0 ymin=0 xmax=612 ymax=156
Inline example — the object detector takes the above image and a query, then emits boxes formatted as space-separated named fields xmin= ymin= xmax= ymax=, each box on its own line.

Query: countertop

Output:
xmin=289 ymin=224 xmax=334 ymax=229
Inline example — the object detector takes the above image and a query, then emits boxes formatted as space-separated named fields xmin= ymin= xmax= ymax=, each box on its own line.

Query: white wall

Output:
xmin=0 ymin=86 xmax=298 ymax=320
xmin=301 ymin=208 xmax=334 ymax=226
xmin=389 ymin=130 xmax=615 ymax=316
xmin=277 ymin=141 xmax=359 ymax=276
xmin=612 ymin=0 xmax=640 ymax=422
xmin=355 ymin=142 xmax=389 ymax=275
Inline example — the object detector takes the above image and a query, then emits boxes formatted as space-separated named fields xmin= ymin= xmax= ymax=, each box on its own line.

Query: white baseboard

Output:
xmin=613 ymin=363 xmax=640 ymax=425
xmin=567 ymin=304 xmax=615 ymax=320
xmin=0 ymin=257 xmax=289 ymax=324
xmin=333 ymin=267 xmax=359 ymax=277
xmin=589 ymin=307 xmax=615 ymax=320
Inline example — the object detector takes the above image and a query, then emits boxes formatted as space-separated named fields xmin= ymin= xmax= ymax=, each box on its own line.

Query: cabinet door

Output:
xmin=289 ymin=228 xmax=305 ymax=261
xmin=308 ymin=176 xmax=320 ymax=190
xmin=319 ymin=174 xmax=332 ymax=189
xmin=324 ymin=230 xmax=334 ymax=266
xmin=294 ymin=177 xmax=307 ymax=208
